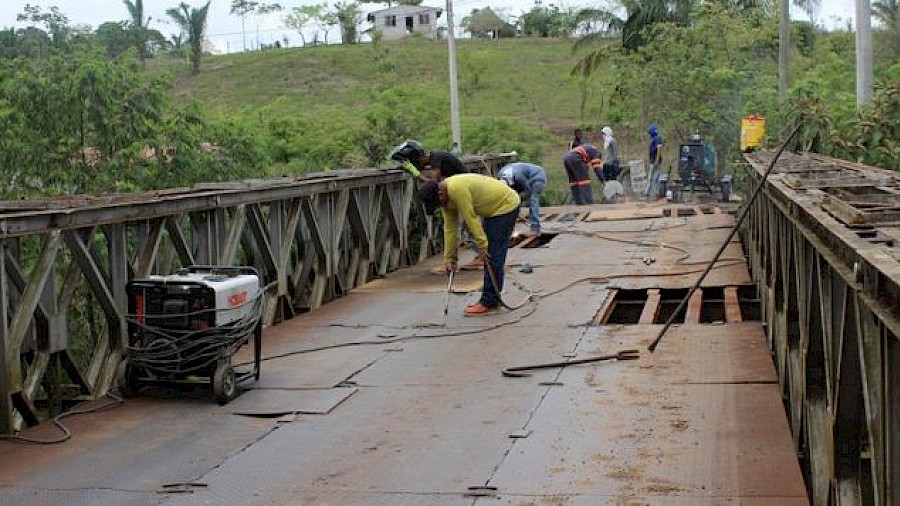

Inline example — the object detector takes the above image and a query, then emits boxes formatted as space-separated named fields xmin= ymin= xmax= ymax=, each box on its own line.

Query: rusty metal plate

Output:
xmin=484 ymin=323 xmax=806 ymax=503
xmin=0 ymin=398 xmax=278 ymax=495
xmin=228 ymin=387 xmax=358 ymax=416
xmin=355 ymin=256 xmax=485 ymax=294
xmin=233 ymin=325 xmax=403 ymax=389
xmin=354 ymin=326 xmax=588 ymax=386
xmin=486 ymin=495 xmax=809 ymax=505
xmin=0 ymin=489 xmax=157 ymax=506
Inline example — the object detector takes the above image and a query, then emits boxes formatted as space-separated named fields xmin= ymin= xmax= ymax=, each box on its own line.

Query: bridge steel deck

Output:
xmin=744 ymin=151 xmax=900 ymax=506
xmin=0 ymin=155 xmax=512 ymax=434
xmin=0 ymin=202 xmax=807 ymax=505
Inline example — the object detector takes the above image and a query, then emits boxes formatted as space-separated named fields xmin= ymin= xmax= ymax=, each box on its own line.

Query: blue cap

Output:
xmin=648 ymin=124 xmax=658 ymax=136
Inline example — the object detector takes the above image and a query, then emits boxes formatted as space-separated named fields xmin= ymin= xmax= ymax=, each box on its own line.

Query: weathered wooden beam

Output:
xmin=684 ymin=289 xmax=703 ymax=324
xmin=724 ymin=287 xmax=742 ymax=323
xmin=639 ymin=289 xmax=661 ymax=325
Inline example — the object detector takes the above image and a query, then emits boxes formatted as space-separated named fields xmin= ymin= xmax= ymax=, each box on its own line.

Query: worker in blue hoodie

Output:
xmin=646 ymin=124 xmax=664 ymax=198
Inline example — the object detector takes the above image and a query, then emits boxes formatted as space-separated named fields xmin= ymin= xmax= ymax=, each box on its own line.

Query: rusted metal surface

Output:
xmin=745 ymin=151 xmax=900 ymax=506
xmin=0 ymin=155 xmax=514 ymax=433
xmin=0 ymin=202 xmax=806 ymax=505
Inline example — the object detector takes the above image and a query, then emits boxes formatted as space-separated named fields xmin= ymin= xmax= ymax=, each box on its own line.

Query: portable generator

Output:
xmin=674 ymin=134 xmax=732 ymax=202
xmin=118 ymin=266 xmax=264 ymax=405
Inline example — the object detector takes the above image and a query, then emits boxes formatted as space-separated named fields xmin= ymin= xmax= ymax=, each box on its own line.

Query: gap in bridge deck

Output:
xmin=598 ymin=286 xmax=762 ymax=325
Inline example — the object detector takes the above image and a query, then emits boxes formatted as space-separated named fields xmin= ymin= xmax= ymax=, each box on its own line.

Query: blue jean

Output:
xmin=481 ymin=209 xmax=518 ymax=307
xmin=526 ymin=180 xmax=545 ymax=232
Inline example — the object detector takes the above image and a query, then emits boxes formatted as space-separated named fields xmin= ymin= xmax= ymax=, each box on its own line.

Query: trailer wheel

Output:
xmin=117 ymin=359 xmax=138 ymax=398
xmin=213 ymin=363 xmax=236 ymax=405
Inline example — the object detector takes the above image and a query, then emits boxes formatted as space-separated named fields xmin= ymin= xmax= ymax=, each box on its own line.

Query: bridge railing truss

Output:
xmin=744 ymin=151 xmax=900 ymax=506
xmin=0 ymin=155 xmax=513 ymax=433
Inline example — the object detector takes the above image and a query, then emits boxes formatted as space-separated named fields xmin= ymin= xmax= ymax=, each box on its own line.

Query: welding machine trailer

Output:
xmin=118 ymin=266 xmax=263 ymax=405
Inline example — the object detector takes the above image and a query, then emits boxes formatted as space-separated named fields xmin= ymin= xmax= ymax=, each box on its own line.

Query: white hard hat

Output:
xmin=601 ymin=126 xmax=613 ymax=136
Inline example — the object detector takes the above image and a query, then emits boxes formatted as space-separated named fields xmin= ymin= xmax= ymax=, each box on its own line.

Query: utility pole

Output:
xmin=445 ymin=0 xmax=461 ymax=150
xmin=856 ymin=0 xmax=874 ymax=106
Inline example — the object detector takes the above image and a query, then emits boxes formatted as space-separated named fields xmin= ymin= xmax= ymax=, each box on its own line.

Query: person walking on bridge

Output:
xmin=417 ymin=174 xmax=520 ymax=316
xmin=498 ymin=162 xmax=546 ymax=236
xmin=563 ymin=144 xmax=602 ymax=205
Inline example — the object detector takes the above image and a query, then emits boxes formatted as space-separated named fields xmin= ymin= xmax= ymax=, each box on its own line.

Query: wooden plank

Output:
xmin=725 ymin=286 xmax=743 ymax=323
xmin=639 ymin=289 xmax=661 ymax=325
xmin=684 ymin=289 xmax=703 ymax=324
xmin=592 ymin=289 xmax=618 ymax=324
xmin=822 ymin=196 xmax=866 ymax=225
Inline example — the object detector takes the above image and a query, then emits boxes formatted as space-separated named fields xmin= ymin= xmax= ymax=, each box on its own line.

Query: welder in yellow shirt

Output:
xmin=417 ymin=174 xmax=520 ymax=316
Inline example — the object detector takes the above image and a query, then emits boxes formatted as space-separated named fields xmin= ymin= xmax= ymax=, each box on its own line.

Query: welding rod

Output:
xmin=444 ymin=270 xmax=454 ymax=315
xmin=648 ymin=123 xmax=802 ymax=353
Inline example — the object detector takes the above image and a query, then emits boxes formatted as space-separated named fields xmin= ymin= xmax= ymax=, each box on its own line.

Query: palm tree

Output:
xmin=571 ymin=0 xmax=694 ymax=78
xmin=124 ymin=0 xmax=150 ymax=68
xmin=167 ymin=1 xmax=211 ymax=74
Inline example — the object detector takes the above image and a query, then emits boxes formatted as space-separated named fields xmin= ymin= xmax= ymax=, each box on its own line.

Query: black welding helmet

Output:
xmin=390 ymin=139 xmax=426 ymax=168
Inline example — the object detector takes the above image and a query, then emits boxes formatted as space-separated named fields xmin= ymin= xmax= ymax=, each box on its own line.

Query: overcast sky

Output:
xmin=0 ymin=0 xmax=858 ymax=53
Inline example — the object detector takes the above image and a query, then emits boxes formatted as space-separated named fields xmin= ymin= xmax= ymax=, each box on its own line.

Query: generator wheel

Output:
xmin=213 ymin=363 xmax=236 ymax=405
xmin=116 ymin=359 xmax=138 ymax=398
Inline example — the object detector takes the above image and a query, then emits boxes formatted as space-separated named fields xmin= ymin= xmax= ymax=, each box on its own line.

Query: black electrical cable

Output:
xmin=123 ymin=282 xmax=275 ymax=375
xmin=0 ymin=393 xmax=123 ymax=445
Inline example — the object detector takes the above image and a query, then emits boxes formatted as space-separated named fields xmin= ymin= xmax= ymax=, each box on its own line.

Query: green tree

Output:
xmin=16 ymin=4 xmax=70 ymax=51
xmin=284 ymin=5 xmax=322 ymax=46
xmin=520 ymin=3 xmax=578 ymax=37
xmin=230 ymin=0 xmax=259 ymax=51
xmin=874 ymin=0 xmax=900 ymax=58
xmin=333 ymin=2 xmax=361 ymax=44
xmin=95 ymin=21 xmax=133 ymax=58
xmin=167 ymin=1 xmax=211 ymax=74
xmin=123 ymin=0 xmax=151 ymax=68
xmin=461 ymin=8 xmax=515 ymax=38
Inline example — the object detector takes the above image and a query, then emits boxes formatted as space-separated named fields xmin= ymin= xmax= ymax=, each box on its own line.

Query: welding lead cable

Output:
xmin=0 ymin=393 xmax=123 ymax=444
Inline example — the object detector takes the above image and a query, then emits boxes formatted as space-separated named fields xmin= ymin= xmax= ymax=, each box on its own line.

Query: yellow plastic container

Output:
xmin=740 ymin=115 xmax=766 ymax=152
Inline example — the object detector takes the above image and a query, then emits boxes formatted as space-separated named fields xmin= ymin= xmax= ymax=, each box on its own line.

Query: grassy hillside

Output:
xmin=162 ymin=38 xmax=635 ymax=203
xmin=163 ymin=25 xmax=895 ymax=202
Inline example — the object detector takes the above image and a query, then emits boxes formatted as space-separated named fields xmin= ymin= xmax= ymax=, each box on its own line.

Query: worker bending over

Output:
xmin=498 ymin=162 xmax=546 ymax=236
xmin=390 ymin=139 xmax=468 ymax=181
xmin=563 ymin=144 xmax=602 ymax=205
xmin=417 ymin=174 xmax=520 ymax=316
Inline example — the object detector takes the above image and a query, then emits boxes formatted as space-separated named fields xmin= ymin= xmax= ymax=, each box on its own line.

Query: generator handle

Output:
xmin=180 ymin=265 xmax=261 ymax=279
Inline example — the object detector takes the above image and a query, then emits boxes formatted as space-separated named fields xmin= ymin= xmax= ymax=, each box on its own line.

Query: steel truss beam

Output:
xmin=744 ymin=152 xmax=900 ymax=506
xmin=0 ymin=156 xmax=513 ymax=433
